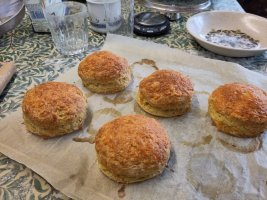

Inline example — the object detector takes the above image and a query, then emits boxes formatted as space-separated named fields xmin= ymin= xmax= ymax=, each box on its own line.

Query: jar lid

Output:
xmin=145 ymin=0 xmax=211 ymax=13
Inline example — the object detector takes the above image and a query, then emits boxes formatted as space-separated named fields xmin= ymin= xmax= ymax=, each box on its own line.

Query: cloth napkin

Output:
xmin=0 ymin=62 xmax=16 ymax=95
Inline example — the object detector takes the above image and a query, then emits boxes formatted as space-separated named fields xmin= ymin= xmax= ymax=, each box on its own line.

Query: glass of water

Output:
xmin=44 ymin=1 xmax=88 ymax=55
xmin=86 ymin=0 xmax=134 ymax=36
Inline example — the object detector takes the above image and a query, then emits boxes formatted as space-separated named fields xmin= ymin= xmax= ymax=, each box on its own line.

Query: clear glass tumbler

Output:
xmin=86 ymin=0 xmax=134 ymax=36
xmin=106 ymin=0 xmax=134 ymax=36
xmin=44 ymin=1 xmax=88 ymax=55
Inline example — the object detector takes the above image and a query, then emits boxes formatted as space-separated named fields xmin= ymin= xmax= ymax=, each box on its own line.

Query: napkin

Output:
xmin=0 ymin=62 xmax=16 ymax=95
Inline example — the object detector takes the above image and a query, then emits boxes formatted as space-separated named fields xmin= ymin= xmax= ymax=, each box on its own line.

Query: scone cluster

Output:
xmin=21 ymin=50 xmax=267 ymax=186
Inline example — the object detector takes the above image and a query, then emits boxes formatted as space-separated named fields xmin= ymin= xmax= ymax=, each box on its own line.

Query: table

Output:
xmin=0 ymin=0 xmax=266 ymax=199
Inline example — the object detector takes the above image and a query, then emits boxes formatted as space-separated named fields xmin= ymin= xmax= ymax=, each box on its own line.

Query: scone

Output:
xmin=22 ymin=82 xmax=87 ymax=138
xmin=208 ymin=82 xmax=267 ymax=137
xmin=95 ymin=115 xmax=171 ymax=183
xmin=78 ymin=50 xmax=132 ymax=94
xmin=136 ymin=70 xmax=194 ymax=117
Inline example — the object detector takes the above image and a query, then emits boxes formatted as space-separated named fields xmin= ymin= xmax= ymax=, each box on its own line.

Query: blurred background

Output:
xmin=237 ymin=0 xmax=267 ymax=18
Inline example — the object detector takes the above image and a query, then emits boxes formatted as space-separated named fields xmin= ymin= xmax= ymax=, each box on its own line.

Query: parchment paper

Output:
xmin=0 ymin=34 xmax=267 ymax=200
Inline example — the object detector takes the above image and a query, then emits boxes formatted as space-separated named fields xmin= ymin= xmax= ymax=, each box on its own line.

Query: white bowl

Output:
xmin=186 ymin=11 xmax=267 ymax=57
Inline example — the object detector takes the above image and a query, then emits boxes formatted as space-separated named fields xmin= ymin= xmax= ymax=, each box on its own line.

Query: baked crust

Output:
xmin=136 ymin=91 xmax=191 ymax=117
xmin=95 ymin=115 xmax=171 ymax=183
xmin=22 ymin=82 xmax=87 ymax=138
xmin=208 ymin=82 xmax=267 ymax=137
xmin=137 ymin=70 xmax=194 ymax=117
xmin=78 ymin=51 xmax=132 ymax=93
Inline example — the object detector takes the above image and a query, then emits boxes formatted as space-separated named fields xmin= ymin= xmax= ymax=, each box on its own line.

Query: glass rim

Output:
xmin=44 ymin=1 xmax=88 ymax=19
xmin=86 ymin=0 xmax=120 ymax=4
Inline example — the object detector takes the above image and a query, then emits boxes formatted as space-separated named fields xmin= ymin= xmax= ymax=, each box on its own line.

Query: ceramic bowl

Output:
xmin=186 ymin=11 xmax=267 ymax=57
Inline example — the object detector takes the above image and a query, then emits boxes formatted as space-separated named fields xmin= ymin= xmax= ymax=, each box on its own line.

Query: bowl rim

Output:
xmin=0 ymin=1 xmax=24 ymax=25
xmin=186 ymin=10 xmax=267 ymax=52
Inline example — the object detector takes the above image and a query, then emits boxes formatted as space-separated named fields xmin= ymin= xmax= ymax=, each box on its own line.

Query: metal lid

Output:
xmin=135 ymin=12 xmax=167 ymax=27
xmin=145 ymin=0 xmax=211 ymax=13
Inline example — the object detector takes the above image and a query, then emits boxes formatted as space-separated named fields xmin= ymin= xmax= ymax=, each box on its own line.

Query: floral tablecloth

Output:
xmin=0 ymin=0 xmax=266 ymax=199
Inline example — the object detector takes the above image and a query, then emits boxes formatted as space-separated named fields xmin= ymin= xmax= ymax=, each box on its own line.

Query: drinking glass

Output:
xmin=44 ymin=1 xmax=88 ymax=55
xmin=105 ymin=0 xmax=134 ymax=36
xmin=87 ymin=0 xmax=134 ymax=36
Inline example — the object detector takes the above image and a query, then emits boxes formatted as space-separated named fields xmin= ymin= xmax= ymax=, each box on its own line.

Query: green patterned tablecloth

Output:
xmin=0 ymin=0 xmax=266 ymax=199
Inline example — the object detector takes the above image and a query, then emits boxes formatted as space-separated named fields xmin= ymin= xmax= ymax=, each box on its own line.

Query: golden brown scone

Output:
xmin=22 ymin=82 xmax=87 ymax=138
xmin=136 ymin=70 xmax=194 ymax=117
xmin=95 ymin=115 xmax=171 ymax=183
xmin=208 ymin=82 xmax=267 ymax=138
xmin=78 ymin=50 xmax=132 ymax=94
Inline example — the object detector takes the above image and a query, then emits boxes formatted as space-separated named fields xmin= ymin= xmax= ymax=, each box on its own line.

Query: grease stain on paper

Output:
xmin=87 ymin=108 xmax=122 ymax=135
xmin=118 ymin=184 xmax=126 ymax=198
xmin=194 ymin=90 xmax=210 ymax=95
xmin=93 ymin=108 xmax=122 ymax=118
xmin=217 ymin=133 xmax=261 ymax=153
xmin=103 ymin=90 xmax=134 ymax=105
xmin=69 ymin=156 xmax=90 ymax=191
xmin=132 ymin=59 xmax=159 ymax=71
xmin=187 ymin=153 xmax=235 ymax=199
xmin=165 ymin=147 xmax=177 ymax=174
xmin=73 ymin=136 xmax=95 ymax=144
xmin=130 ymin=59 xmax=159 ymax=81
xmin=181 ymin=135 xmax=213 ymax=148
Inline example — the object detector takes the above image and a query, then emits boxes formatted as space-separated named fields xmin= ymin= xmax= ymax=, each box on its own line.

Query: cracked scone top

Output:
xmin=137 ymin=69 xmax=194 ymax=117
xmin=208 ymin=82 xmax=267 ymax=137
xmin=22 ymin=82 xmax=87 ymax=138
xmin=78 ymin=50 xmax=132 ymax=94
xmin=95 ymin=114 xmax=171 ymax=183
